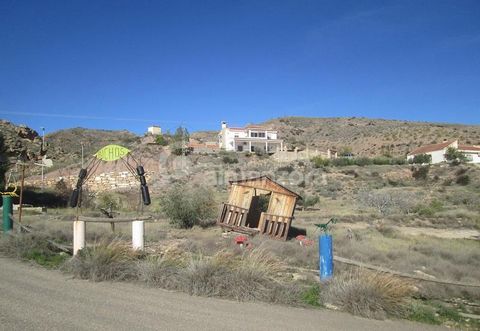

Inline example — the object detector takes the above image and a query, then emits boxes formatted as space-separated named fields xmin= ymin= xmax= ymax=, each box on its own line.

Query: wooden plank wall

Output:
xmin=228 ymin=184 xmax=254 ymax=210
xmin=267 ymin=192 xmax=296 ymax=217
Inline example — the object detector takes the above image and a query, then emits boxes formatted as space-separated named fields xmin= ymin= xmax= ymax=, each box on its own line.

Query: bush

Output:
xmin=411 ymin=166 xmax=429 ymax=180
xmin=331 ymin=158 xmax=354 ymax=167
xmin=136 ymin=255 xmax=183 ymax=290
xmin=277 ymin=165 xmax=295 ymax=173
xmin=456 ymin=174 xmax=470 ymax=185
xmin=0 ymin=233 xmax=67 ymax=268
xmin=354 ymin=157 xmax=373 ymax=166
xmin=222 ymin=152 xmax=238 ymax=164
xmin=311 ymin=156 xmax=330 ymax=168
xmin=159 ymin=183 xmax=217 ymax=228
xmin=372 ymin=157 xmax=391 ymax=165
xmin=298 ymin=195 xmax=319 ymax=209
xmin=445 ymin=147 xmax=467 ymax=165
xmin=65 ymin=240 xmax=139 ymax=281
xmin=411 ymin=154 xmax=432 ymax=164
xmin=155 ymin=135 xmax=169 ymax=146
xmin=324 ymin=270 xmax=414 ymax=319
xmin=358 ymin=189 xmax=416 ymax=215
xmin=414 ymin=200 xmax=443 ymax=217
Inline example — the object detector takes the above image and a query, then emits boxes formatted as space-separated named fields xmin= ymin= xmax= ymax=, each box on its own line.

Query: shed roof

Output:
xmin=229 ymin=176 xmax=301 ymax=198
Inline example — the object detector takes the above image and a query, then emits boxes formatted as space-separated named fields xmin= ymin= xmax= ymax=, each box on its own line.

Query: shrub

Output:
xmin=354 ymin=157 xmax=373 ymax=166
xmin=358 ymin=189 xmax=416 ymax=215
xmin=159 ymin=183 xmax=217 ymax=228
xmin=456 ymin=174 xmax=470 ymax=185
xmin=411 ymin=166 xmax=429 ymax=180
xmin=0 ymin=233 xmax=67 ymax=268
xmin=222 ymin=152 xmax=238 ymax=164
xmin=372 ymin=157 xmax=391 ymax=165
xmin=324 ymin=270 xmax=414 ymax=319
xmin=277 ymin=165 xmax=295 ymax=173
xmin=65 ymin=240 xmax=138 ymax=281
xmin=97 ymin=192 xmax=120 ymax=210
xmin=445 ymin=147 xmax=467 ymax=165
xmin=155 ymin=135 xmax=169 ymax=146
xmin=411 ymin=154 xmax=432 ymax=164
xmin=298 ymin=195 xmax=319 ymax=209
xmin=136 ymin=256 xmax=183 ymax=290
xmin=311 ymin=156 xmax=330 ymax=168
xmin=331 ymin=158 xmax=354 ymax=167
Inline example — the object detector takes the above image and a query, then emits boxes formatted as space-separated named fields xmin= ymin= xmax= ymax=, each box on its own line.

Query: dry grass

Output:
xmin=324 ymin=269 xmax=415 ymax=319
xmin=64 ymin=239 xmax=140 ymax=281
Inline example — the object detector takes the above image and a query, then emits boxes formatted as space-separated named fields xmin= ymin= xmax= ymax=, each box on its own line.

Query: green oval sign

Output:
xmin=95 ymin=145 xmax=131 ymax=162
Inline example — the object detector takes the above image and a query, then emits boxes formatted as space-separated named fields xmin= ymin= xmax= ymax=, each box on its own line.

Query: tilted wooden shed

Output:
xmin=217 ymin=176 xmax=301 ymax=240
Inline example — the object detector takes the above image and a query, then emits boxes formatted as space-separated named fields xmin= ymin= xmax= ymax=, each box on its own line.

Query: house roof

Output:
xmin=408 ymin=141 xmax=456 ymax=156
xmin=229 ymin=175 xmax=301 ymax=199
xmin=458 ymin=145 xmax=480 ymax=152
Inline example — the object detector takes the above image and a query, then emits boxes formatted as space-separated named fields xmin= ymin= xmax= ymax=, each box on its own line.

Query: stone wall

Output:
xmin=272 ymin=147 xmax=336 ymax=163
xmin=20 ymin=170 xmax=154 ymax=193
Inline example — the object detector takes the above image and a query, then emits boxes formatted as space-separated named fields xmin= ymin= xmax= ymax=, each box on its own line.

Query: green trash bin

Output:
xmin=2 ymin=195 xmax=13 ymax=233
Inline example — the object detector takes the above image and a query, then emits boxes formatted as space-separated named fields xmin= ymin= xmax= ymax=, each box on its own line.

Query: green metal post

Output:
xmin=2 ymin=195 xmax=13 ymax=233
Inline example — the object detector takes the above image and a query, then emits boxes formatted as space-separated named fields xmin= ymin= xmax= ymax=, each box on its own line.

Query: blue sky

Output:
xmin=1 ymin=0 xmax=479 ymax=135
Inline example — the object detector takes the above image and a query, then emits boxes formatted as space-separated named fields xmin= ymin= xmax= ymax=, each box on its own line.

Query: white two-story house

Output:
xmin=218 ymin=121 xmax=284 ymax=153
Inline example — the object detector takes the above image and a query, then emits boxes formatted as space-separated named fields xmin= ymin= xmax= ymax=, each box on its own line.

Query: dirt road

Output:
xmin=0 ymin=258 xmax=444 ymax=331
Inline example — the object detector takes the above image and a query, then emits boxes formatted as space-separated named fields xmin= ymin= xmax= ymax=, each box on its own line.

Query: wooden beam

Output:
xmin=78 ymin=216 xmax=152 ymax=223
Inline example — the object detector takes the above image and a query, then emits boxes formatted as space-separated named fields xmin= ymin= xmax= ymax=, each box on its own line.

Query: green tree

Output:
xmin=173 ymin=126 xmax=189 ymax=142
xmin=155 ymin=135 xmax=169 ymax=146
xmin=444 ymin=147 xmax=467 ymax=165
xmin=411 ymin=153 xmax=432 ymax=164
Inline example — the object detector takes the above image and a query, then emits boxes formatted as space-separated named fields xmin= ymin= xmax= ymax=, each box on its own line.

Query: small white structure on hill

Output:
xmin=218 ymin=121 xmax=283 ymax=153
xmin=407 ymin=140 xmax=480 ymax=164
xmin=147 ymin=125 xmax=162 ymax=135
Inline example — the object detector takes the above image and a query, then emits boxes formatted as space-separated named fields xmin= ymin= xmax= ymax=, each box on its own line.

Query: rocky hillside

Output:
xmin=265 ymin=117 xmax=480 ymax=157
xmin=193 ymin=117 xmax=480 ymax=157
xmin=0 ymin=120 xmax=43 ymax=162
xmin=45 ymin=128 xmax=139 ymax=169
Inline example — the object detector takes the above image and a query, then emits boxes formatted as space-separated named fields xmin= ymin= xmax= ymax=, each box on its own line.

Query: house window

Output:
xmin=251 ymin=145 xmax=255 ymax=152
xmin=258 ymin=132 xmax=265 ymax=138
xmin=237 ymin=145 xmax=243 ymax=152
xmin=250 ymin=132 xmax=258 ymax=137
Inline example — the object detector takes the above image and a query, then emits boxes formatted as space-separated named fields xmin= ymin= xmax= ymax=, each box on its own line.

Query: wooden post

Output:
xmin=18 ymin=164 xmax=26 ymax=224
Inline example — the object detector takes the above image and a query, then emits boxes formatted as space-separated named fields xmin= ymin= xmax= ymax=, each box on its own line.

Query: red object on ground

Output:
xmin=295 ymin=235 xmax=306 ymax=241
xmin=234 ymin=235 xmax=248 ymax=245
xmin=296 ymin=235 xmax=314 ymax=246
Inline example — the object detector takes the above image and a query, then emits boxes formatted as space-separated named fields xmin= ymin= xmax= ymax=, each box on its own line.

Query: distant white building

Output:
xmin=147 ymin=125 xmax=162 ymax=135
xmin=407 ymin=140 xmax=480 ymax=164
xmin=218 ymin=121 xmax=283 ymax=153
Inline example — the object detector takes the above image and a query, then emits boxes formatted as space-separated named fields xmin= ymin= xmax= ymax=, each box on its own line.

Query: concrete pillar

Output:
xmin=73 ymin=220 xmax=86 ymax=255
xmin=132 ymin=221 xmax=144 ymax=250
xmin=248 ymin=141 xmax=252 ymax=153
xmin=265 ymin=141 xmax=268 ymax=152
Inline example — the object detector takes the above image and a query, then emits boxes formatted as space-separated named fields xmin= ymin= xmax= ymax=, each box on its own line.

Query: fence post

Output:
xmin=132 ymin=220 xmax=144 ymax=250
xmin=73 ymin=220 xmax=86 ymax=255
xmin=2 ymin=195 xmax=13 ymax=233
